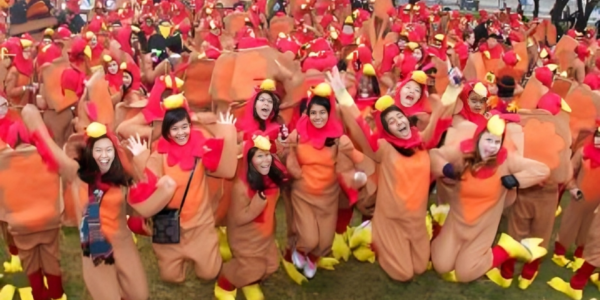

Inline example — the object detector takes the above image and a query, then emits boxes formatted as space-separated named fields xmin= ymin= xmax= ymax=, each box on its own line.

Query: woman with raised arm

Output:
xmin=215 ymin=135 xmax=289 ymax=300
xmin=430 ymin=114 xmax=550 ymax=283
xmin=328 ymin=66 xmax=453 ymax=281
xmin=20 ymin=104 xmax=149 ymax=300
xmin=126 ymin=93 xmax=238 ymax=283
xmin=285 ymin=81 xmax=372 ymax=279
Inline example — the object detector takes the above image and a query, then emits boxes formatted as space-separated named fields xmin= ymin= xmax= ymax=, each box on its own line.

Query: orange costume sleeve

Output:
xmin=4 ymin=67 xmax=30 ymax=105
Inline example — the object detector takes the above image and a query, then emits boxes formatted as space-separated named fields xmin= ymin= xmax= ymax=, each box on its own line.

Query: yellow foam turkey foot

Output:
xmin=520 ymin=237 xmax=547 ymax=262
xmin=317 ymin=257 xmax=339 ymax=270
xmin=555 ymin=206 xmax=562 ymax=217
xmin=427 ymin=261 xmax=433 ymax=271
xmin=17 ymin=287 xmax=33 ymax=300
xmin=349 ymin=221 xmax=371 ymax=249
xmin=0 ymin=284 xmax=15 ymax=300
xmin=497 ymin=234 xmax=533 ymax=262
xmin=430 ymin=204 xmax=450 ymax=226
xmin=441 ymin=270 xmax=458 ymax=282
xmin=132 ymin=233 xmax=138 ymax=245
xmin=281 ymin=258 xmax=307 ymax=285
xmin=241 ymin=284 xmax=264 ymax=300
xmin=352 ymin=245 xmax=376 ymax=263
xmin=590 ymin=273 xmax=600 ymax=290
xmin=569 ymin=257 xmax=584 ymax=272
xmin=332 ymin=233 xmax=351 ymax=262
xmin=217 ymin=227 xmax=232 ymax=262
xmin=518 ymin=272 xmax=538 ymax=290
xmin=53 ymin=294 xmax=67 ymax=300
xmin=344 ymin=226 xmax=355 ymax=243
xmin=426 ymin=214 xmax=433 ymax=240
xmin=3 ymin=255 xmax=22 ymax=273
xmin=552 ymin=254 xmax=573 ymax=268
xmin=547 ymin=277 xmax=583 ymax=300
xmin=214 ymin=283 xmax=237 ymax=300
xmin=486 ymin=268 xmax=512 ymax=288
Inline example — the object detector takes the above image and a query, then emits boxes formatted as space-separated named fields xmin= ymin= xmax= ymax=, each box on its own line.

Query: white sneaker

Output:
xmin=303 ymin=257 xmax=317 ymax=279
xmin=291 ymin=249 xmax=306 ymax=269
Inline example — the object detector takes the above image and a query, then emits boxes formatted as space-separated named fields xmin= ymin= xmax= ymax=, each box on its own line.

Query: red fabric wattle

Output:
xmin=202 ymin=138 xmax=224 ymax=172
xmin=5 ymin=38 xmax=33 ymax=77
xmin=459 ymin=82 xmax=488 ymax=128
xmin=61 ymin=67 xmax=86 ymax=98
xmin=105 ymin=72 xmax=123 ymax=91
xmin=157 ymin=130 xmax=208 ymax=171
xmin=372 ymin=110 xmax=422 ymax=149
xmin=338 ymin=173 xmax=359 ymax=206
xmin=5 ymin=120 xmax=31 ymax=148
xmin=128 ymin=168 xmax=158 ymax=204
xmin=394 ymin=76 xmax=429 ymax=116
xmin=236 ymin=90 xmax=281 ymax=142
xmin=296 ymin=93 xmax=344 ymax=149
xmin=239 ymin=138 xmax=288 ymax=199
xmin=423 ymin=117 xmax=452 ymax=149
xmin=127 ymin=216 xmax=149 ymax=235
xmin=115 ymin=27 xmax=134 ymax=58
xmin=582 ymin=143 xmax=600 ymax=168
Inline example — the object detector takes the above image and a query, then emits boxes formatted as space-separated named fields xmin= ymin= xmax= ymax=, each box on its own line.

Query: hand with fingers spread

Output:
xmin=325 ymin=66 xmax=347 ymax=95
xmin=217 ymin=108 xmax=237 ymax=125
xmin=126 ymin=133 xmax=148 ymax=156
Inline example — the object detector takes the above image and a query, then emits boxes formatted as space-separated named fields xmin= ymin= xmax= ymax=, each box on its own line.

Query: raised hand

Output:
xmin=217 ymin=108 xmax=237 ymax=125
xmin=126 ymin=133 xmax=148 ymax=156
xmin=325 ymin=66 xmax=346 ymax=94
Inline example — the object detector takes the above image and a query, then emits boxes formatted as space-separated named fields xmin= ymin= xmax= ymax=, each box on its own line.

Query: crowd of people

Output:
xmin=0 ymin=0 xmax=599 ymax=299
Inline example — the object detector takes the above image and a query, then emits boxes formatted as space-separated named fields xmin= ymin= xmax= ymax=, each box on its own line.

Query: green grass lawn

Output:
xmin=1 ymin=195 xmax=600 ymax=300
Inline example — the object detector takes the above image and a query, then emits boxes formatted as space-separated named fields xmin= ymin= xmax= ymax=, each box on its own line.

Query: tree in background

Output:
xmin=533 ymin=0 xmax=539 ymax=18
xmin=574 ymin=0 xmax=600 ymax=31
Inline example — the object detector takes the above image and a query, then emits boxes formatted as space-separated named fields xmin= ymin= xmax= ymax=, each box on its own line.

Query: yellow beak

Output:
xmin=560 ymin=99 xmax=572 ymax=113
xmin=159 ymin=25 xmax=171 ymax=39
xmin=84 ymin=46 xmax=92 ymax=59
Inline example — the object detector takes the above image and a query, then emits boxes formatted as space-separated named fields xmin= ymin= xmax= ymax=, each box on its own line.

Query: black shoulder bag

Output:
xmin=152 ymin=158 xmax=198 ymax=244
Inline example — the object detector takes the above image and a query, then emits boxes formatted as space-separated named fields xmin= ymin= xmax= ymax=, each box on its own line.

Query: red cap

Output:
xmin=535 ymin=66 xmax=553 ymax=88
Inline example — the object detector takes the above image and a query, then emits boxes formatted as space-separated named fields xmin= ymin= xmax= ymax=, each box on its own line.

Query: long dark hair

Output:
xmin=307 ymin=95 xmax=336 ymax=147
xmin=380 ymin=105 xmax=417 ymax=156
xmin=246 ymin=147 xmax=287 ymax=191
xmin=76 ymin=136 xmax=133 ymax=186
xmin=367 ymin=75 xmax=381 ymax=97
xmin=161 ymin=107 xmax=191 ymax=141
xmin=253 ymin=91 xmax=281 ymax=131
